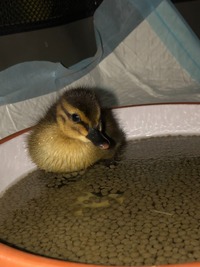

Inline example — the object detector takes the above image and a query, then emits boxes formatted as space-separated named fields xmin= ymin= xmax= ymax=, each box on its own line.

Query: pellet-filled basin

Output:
xmin=1 ymin=104 xmax=200 ymax=267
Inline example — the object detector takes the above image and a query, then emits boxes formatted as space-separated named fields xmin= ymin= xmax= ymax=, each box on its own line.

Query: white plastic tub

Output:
xmin=1 ymin=104 xmax=200 ymax=267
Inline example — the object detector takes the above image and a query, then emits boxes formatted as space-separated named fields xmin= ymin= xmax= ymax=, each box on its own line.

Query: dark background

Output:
xmin=0 ymin=0 xmax=199 ymax=71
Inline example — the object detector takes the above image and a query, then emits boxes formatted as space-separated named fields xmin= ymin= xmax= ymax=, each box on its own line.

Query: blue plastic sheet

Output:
xmin=0 ymin=0 xmax=200 ymax=107
xmin=0 ymin=0 xmax=166 ymax=105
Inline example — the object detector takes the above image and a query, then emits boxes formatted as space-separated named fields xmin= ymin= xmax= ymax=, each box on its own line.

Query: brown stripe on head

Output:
xmin=59 ymin=99 xmax=91 ymax=126
xmin=61 ymin=88 xmax=101 ymax=127
xmin=55 ymin=88 xmax=103 ymax=142
xmin=56 ymin=101 xmax=89 ymax=139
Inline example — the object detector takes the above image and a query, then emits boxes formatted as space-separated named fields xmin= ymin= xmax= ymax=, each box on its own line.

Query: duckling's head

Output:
xmin=56 ymin=88 xmax=110 ymax=149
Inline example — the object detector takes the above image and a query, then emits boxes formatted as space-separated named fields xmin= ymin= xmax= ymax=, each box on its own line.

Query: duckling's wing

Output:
xmin=101 ymin=109 xmax=125 ymax=145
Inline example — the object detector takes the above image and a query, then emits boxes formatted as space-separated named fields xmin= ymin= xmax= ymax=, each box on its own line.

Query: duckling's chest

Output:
xmin=54 ymin=137 xmax=92 ymax=157
xmin=31 ymin=125 xmax=105 ymax=172
xmin=44 ymin=135 xmax=101 ymax=171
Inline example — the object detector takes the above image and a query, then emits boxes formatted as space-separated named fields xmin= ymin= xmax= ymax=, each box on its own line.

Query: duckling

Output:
xmin=27 ymin=87 xmax=124 ymax=173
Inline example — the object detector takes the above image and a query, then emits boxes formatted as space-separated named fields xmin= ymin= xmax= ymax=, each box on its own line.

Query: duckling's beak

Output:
xmin=86 ymin=128 xmax=110 ymax=150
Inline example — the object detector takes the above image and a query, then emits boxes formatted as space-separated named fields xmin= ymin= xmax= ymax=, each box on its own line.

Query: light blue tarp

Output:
xmin=0 ymin=0 xmax=200 ymax=106
xmin=147 ymin=0 xmax=200 ymax=83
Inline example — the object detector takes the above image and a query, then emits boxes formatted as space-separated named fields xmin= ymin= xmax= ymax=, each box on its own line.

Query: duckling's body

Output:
xmin=28 ymin=88 xmax=124 ymax=173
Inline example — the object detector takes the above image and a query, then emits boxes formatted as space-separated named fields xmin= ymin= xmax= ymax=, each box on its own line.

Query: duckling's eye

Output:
xmin=71 ymin=113 xmax=81 ymax=123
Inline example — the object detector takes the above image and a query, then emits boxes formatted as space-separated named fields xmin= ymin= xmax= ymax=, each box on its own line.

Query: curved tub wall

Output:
xmin=0 ymin=132 xmax=36 ymax=195
xmin=1 ymin=104 xmax=200 ymax=195
xmin=116 ymin=104 xmax=200 ymax=138
xmin=1 ymin=104 xmax=200 ymax=267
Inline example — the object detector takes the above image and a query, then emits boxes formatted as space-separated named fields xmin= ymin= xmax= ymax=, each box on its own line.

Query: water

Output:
xmin=1 ymin=136 xmax=200 ymax=266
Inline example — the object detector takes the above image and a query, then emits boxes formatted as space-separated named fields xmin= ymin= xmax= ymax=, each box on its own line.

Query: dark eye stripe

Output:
xmin=60 ymin=102 xmax=89 ymax=131
xmin=80 ymin=121 xmax=89 ymax=131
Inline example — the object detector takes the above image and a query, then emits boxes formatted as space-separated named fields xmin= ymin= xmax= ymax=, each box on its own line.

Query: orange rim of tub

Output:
xmin=1 ymin=103 xmax=200 ymax=267
xmin=0 ymin=243 xmax=200 ymax=267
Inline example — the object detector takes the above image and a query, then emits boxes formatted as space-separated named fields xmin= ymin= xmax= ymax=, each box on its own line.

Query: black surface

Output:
xmin=0 ymin=0 xmax=103 ymax=36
